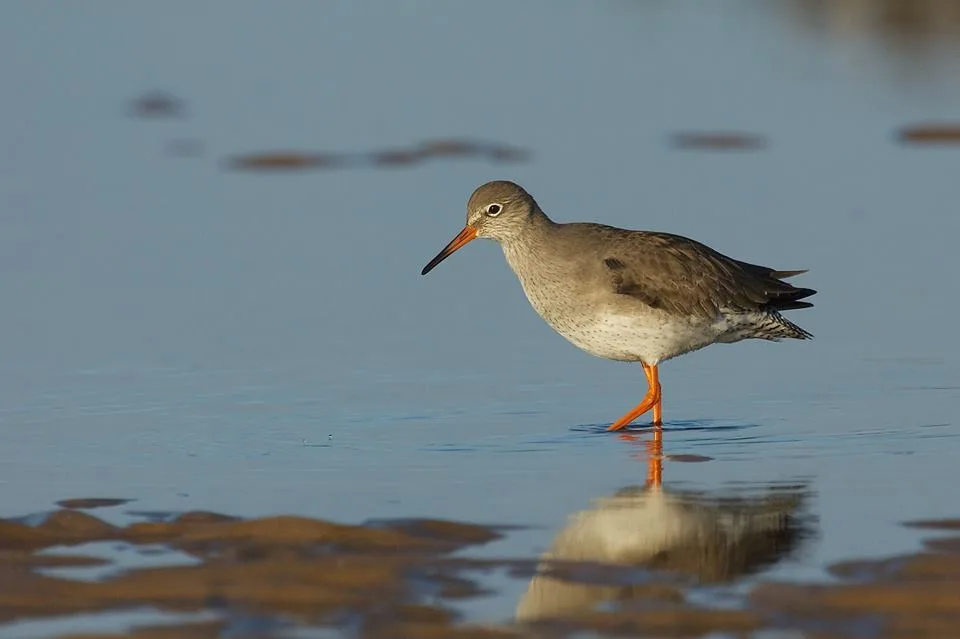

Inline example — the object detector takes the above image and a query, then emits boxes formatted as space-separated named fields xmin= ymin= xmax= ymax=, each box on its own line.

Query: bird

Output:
xmin=420 ymin=181 xmax=815 ymax=430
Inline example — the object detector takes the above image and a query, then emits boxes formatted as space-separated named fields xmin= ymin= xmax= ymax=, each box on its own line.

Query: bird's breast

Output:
xmin=503 ymin=247 xmax=646 ymax=360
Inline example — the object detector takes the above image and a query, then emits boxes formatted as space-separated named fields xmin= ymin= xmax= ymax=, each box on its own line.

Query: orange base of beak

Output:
xmin=421 ymin=225 xmax=478 ymax=275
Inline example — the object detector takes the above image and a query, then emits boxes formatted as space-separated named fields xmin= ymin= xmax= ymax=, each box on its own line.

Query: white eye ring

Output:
xmin=485 ymin=203 xmax=503 ymax=217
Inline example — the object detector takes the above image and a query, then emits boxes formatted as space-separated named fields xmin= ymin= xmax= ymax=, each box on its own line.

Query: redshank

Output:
xmin=420 ymin=181 xmax=815 ymax=430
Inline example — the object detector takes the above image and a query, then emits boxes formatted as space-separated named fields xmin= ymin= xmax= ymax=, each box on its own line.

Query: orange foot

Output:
xmin=606 ymin=362 xmax=663 ymax=431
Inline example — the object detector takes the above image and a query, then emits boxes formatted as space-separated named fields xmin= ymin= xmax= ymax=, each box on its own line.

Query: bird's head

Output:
xmin=421 ymin=180 xmax=537 ymax=275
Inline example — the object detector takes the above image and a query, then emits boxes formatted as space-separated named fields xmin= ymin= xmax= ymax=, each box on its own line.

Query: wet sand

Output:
xmin=1 ymin=496 xmax=957 ymax=638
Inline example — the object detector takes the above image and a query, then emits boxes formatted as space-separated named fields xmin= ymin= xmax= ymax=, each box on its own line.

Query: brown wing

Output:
xmin=599 ymin=230 xmax=816 ymax=318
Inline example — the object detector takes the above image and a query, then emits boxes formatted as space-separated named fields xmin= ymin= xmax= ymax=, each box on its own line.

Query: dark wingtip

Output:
xmin=772 ymin=269 xmax=808 ymax=279
xmin=778 ymin=300 xmax=815 ymax=311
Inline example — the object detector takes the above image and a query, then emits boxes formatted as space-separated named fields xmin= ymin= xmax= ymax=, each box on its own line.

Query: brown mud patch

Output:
xmin=898 ymin=122 xmax=960 ymax=145
xmin=751 ymin=518 xmax=960 ymax=638
xmin=56 ymin=498 xmax=133 ymax=510
xmin=225 ymin=151 xmax=347 ymax=171
xmin=3 ymin=502 xmax=959 ymax=638
xmin=128 ymin=92 xmax=184 ymax=119
xmin=778 ymin=0 xmax=960 ymax=55
xmin=0 ymin=503 xmax=515 ymax=638
xmin=225 ymin=139 xmax=529 ymax=172
xmin=670 ymin=131 xmax=767 ymax=151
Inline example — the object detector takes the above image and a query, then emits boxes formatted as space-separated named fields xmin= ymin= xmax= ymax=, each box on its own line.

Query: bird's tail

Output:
xmin=763 ymin=312 xmax=813 ymax=340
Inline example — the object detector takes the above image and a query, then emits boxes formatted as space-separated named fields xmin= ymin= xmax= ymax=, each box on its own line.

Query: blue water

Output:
xmin=1 ymin=0 xmax=960 ymax=633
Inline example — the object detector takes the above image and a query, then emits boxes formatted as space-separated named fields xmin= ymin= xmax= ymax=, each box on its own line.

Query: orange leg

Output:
xmin=606 ymin=362 xmax=662 ymax=431
xmin=652 ymin=373 xmax=663 ymax=425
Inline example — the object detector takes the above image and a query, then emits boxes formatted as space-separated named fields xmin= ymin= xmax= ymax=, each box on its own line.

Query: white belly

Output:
xmin=547 ymin=310 xmax=724 ymax=364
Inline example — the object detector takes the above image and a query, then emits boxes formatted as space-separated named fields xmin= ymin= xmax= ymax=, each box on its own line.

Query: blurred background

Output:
xmin=1 ymin=0 xmax=960 ymax=635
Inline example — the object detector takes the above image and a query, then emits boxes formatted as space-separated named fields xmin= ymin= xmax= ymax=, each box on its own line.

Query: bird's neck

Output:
xmin=500 ymin=209 xmax=561 ymax=279
xmin=501 ymin=207 xmax=556 ymax=251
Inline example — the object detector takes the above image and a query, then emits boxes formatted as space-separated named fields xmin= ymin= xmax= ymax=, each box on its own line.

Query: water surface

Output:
xmin=1 ymin=1 xmax=959 ymax=635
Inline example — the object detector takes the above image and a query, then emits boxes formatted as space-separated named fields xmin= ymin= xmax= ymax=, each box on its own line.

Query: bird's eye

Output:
xmin=485 ymin=203 xmax=502 ymax=217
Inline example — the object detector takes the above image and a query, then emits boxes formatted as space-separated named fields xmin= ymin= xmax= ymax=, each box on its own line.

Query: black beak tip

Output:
xmin=421 ymin=254 xmax=446 ymax=276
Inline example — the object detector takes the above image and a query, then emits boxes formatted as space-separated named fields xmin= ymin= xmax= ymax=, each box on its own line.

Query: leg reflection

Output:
xmin=617 ymin=428 xmax=663 ymax=488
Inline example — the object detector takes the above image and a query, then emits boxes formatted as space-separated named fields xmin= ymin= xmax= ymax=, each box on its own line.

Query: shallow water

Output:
xmin=1 ymin=1 xmax=960 ymax=636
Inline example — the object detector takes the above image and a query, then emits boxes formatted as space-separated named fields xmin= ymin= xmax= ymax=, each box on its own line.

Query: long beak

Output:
xmin=421 ymin=225 xmax=477 ymax=275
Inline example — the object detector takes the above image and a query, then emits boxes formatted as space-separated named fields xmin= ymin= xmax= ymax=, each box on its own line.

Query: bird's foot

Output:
xmin=606 ymin=391 xmax=662 ymax=431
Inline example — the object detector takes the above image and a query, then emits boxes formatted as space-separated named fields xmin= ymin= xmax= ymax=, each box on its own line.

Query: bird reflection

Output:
xmin=515 ymin=431 xmax=812 ymax=622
